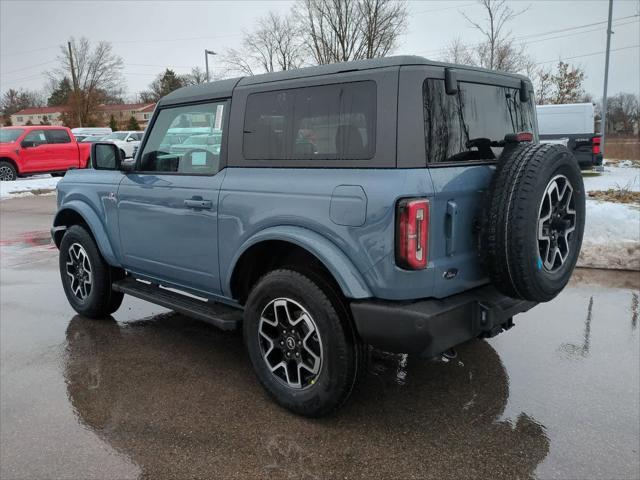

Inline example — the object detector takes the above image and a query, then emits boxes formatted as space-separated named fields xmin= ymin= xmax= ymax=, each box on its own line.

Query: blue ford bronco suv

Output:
xmin=53 ymin=56 xmax=585 ymax=416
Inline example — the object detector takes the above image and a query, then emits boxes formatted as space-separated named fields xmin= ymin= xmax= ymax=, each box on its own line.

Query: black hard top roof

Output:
xmin=158 ymin=55 xmax=529 ymax=106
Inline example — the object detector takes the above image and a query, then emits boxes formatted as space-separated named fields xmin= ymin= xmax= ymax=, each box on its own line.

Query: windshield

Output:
xmin=423 ymin=79 xmax=536 ymax=163
xmin=103 ymin=132 xmax=128 ymax=141
xmin=0 ymin=129 xmax=25 ymax=143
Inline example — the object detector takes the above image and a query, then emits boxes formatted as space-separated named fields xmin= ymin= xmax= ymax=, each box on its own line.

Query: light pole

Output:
xmin=601 ymin=0 xmax=614 ymax=155
xmin=205 ymin=49 xmax=217 ymax=82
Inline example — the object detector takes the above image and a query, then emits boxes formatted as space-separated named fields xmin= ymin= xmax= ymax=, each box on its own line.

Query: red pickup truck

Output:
xmin=0 ymin=126 xmax=91 ymax=181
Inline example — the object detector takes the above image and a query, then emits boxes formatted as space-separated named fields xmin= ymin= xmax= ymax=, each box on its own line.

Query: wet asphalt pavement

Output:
xmin=1 ymin=195 xmax=639 ymax=480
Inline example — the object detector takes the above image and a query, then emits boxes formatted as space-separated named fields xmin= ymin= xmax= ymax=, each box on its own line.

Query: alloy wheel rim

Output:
xmin=537 ymin=174 xmax=577 ymax=272
xmin=65 ymin=243 xmax=93 ymax=300
xmin=0 ymin=166 xmax=14 ymax=181
xmin=258 ymin=298 xmax=323 ymax=389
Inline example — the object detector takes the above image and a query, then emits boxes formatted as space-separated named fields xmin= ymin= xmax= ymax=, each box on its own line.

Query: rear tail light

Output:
xmin=592 ymin=136 xmax=601 ymax=155
xmin=504 ymin=132 xmax=534 ymax=144
xmin=396 ymin=198 xmax=429 ymax=270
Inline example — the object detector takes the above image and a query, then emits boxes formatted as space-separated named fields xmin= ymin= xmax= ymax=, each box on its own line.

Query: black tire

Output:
xmin=51 ymin=172 xmax=65 ymax=177
xmin=59 ymin=225 xmax=125 ymax=318
xmin=0 ymin=161 xmax=17 ymax=181
xmin=243 ymin=269 xmax=361 ymax=417
xmin=480 ymin=143 xmax=585 ymax=302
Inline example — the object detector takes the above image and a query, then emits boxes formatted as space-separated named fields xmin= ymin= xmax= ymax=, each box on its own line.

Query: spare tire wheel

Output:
xmin=480 ymin=143 xmax=585 ymax=302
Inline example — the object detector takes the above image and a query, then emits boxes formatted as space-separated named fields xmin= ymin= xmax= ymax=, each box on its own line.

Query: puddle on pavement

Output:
xmin=1 ymin=250 xmax=638 ymax=478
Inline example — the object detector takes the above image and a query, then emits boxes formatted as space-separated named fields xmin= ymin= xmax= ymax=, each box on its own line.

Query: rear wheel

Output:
xmin=0 ymin=161 xmax=17 ymax=181
xmin=243 ymin=269 xmax=360 ymax=417
xmin=59 ymin=225 xmax=124 ymax=318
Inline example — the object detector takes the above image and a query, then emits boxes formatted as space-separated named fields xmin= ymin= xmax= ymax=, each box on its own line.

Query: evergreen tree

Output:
xmin=127 ymin=115 xmax=140 ymax=130
xmin=109 ymin=115 xmax=118 ymax=131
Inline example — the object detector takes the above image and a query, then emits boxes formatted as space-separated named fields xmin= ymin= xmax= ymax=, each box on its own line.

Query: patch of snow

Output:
xmin=579 ymin=200 xmax=640 ymax=270
xmin=583 ymin=165 xmax=639 ymax=193
xmin=0 ymin=175 xmax=60 ymax=200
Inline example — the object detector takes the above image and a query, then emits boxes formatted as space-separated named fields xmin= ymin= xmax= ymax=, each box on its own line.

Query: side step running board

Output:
xmin=112 ymin=278 xmax=242 ymax=330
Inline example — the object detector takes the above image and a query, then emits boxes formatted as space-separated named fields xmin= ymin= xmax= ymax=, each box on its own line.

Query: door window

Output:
xmin=243 ymin=81 xmax=376 ymax=161
xmin=22 ymin=130 xmax=47 ymax=146
xmin=138 ymin=101 xmax=226 ymax=175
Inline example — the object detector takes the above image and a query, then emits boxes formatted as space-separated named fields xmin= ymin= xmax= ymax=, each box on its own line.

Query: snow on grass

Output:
xmin=579 ymin=164 xmax=640 ymax=270
xmin=0 ymin=175 xmax=60 ymax=200
xmin=583 ymin=164 xmax=639 ymax=193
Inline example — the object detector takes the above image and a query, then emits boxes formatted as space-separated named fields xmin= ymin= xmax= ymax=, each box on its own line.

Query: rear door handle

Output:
xmin=184 ymin=198 xmax=212 ymax=209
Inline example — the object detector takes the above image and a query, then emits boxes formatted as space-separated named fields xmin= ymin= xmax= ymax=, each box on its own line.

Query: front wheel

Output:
xmin=243 ymin=269 xmax=361 ymax=417
xmin=0 ymin=161 xmax=17 ymax=181
xmin=59 ymin=225 xmax=124 ymax=318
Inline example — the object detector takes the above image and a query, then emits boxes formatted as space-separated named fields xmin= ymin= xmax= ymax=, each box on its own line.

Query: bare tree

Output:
xmin=442 ymin=38 xmax=474 ymax=65
xmin=296 ymin=0 xmax=408 ymax=65
xmin=49 ymin=37 xmax=124 ymax=126
xmin=605 ymin=92 xmax=639 ymax=135
xmin=460 ymin=0 xmax=531 ymax=72
xmin=534 ymin=67 xmax=553 ymax=105
xmin=222 ymin=12 xmax=305 ymax=76
xmin=1 ymin=88 xmax=45 ymax=125
xmin=550 ymin=61 xmax=585 ymax=104
xmin=183 ymin=67 xmax=208 ymax=86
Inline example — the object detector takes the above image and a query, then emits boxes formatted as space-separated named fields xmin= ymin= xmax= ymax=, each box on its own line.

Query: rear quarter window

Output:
xmin=243 ymin=81 xmax=377 ymax=161
xmin=423 ymin=79 xmax=536 ymax=164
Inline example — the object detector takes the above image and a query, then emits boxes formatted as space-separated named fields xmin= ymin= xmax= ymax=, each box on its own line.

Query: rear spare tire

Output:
xmin=480 ymin=143 xmax=585 ymax=302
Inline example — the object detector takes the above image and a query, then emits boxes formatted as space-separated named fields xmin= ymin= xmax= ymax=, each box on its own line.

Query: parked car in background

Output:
xmin=71 ymin=127 xmax=112 ymax=137
xmin=537 ymin=103 xmax=602 ymax=169
xmin=101 ymin=131 xmax=144 ymax=158
xmin=0 ymin=126 xmax=91 ymax=181
xmin=169 ymin=131 xmax=222 ymax=156
xmin=80 ymin=135 xmax=109 ymax=143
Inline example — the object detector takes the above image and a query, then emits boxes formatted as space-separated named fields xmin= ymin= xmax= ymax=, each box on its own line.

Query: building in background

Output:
xmin=10 ymin=103 xmax=156 ymax=129
xmin=10 ymin=106 xmax=69 ymax=126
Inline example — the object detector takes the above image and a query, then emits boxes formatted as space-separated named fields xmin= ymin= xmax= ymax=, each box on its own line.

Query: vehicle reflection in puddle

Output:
xmin=0 ymin=230 xmax=53 ymax=248
xmin=63 ymin=313 xmax=550 ymax=479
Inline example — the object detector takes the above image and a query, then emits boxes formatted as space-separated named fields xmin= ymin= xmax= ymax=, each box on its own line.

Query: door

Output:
xmin=420 ymin=72 xmax=537 ymax=298
xmin=19 ymin=129 xmax=49 ymax=173
xmin=45 ymin=128 xmax=78 ymax=170
xmin=117 ymin=100 xmax=229 ymax=296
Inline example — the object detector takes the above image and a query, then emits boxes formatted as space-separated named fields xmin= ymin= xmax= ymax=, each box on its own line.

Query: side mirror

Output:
xmin=445 ymin=68 xmax=458 ymax=95
xmin=126 ymin=136 xmax=135 ymax=142
xmin=91 ymin=142 xmax=122 ymax=170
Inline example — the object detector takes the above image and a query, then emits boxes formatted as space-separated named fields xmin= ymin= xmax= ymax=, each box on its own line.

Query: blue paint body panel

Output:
xmin=55 ymin=164 xmax=494 ymax=301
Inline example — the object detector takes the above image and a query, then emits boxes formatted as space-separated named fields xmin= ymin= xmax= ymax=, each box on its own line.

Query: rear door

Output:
xmin=45 ymin=128 xmax=78 ymax=170
xmin=117 ymin=100 xmax=229 ymax=296
xmin=404 ymin=68 xmax=537 ymax=297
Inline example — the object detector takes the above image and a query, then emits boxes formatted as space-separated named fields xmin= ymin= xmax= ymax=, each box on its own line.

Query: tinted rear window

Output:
xmin=243 ymin=81 xmax=376 ymax=161
xmin=47 ymin=129 xmax=71 ymax=144
xmin=423 ymin=79 xmax=536 ymax=163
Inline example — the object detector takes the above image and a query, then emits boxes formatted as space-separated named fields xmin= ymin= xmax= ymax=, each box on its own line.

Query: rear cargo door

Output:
xmin=417 ymin=68 xmax=536 ymax=298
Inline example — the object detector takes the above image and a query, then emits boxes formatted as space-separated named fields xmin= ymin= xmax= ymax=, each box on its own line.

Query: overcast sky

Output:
xmin=1 ymin=0 xmax=638 ymax=101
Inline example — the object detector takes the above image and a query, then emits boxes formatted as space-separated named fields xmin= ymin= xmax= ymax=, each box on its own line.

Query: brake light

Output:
xmin=515 ymin=132 xmax=533 ymax=142
xmin=396 ymin=198 xmax=429 ymax=270
xmin=592 ymin=136 xmax=601 ymax=155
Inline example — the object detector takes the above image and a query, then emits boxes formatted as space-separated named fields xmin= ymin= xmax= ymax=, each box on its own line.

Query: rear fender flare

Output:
xmin=225 ymin=226 xmax=372 ymax=299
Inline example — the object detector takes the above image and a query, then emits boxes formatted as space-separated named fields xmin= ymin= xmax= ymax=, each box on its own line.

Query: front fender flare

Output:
xmin=53 ymin=201 xmax=119 ymax=266
xmin=225 ymin=226 xmax=373 ymax=299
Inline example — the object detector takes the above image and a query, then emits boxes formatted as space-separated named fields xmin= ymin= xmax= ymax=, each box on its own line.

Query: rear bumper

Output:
xmin=350 ymin=285 xmax=537 ymax=357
